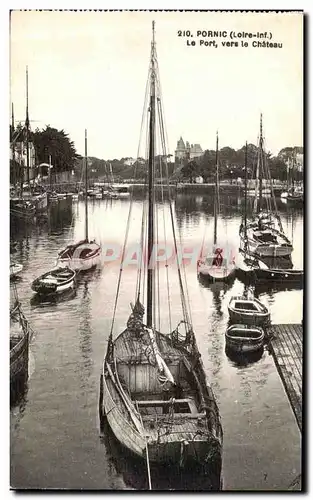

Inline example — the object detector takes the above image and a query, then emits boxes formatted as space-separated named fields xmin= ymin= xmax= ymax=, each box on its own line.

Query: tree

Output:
xmin=32 ymin=125 xmax=78 ymax=173
xmin=180 ymin=160 xmax=199 ymax=182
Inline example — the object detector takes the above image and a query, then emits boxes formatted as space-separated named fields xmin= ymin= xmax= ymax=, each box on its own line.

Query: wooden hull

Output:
xmin=100 ymin=329 xmax=222 ymax=474
xmin=57 ymin=242 xmax=101 ymax=271
xmin=198 ymin=263 xmax=236 ymax=282
xmin=240 ymin=234 xmax=292 ymax=258
xmin=10 ymin=332 xmax=29 ymax=383
xmin=226 ymin=339 xmax=263 ymax=353
xmin=31 ymin=268 xmax=76 ymax=294
xmin=225 ymin=325 xmax=264 ymax=353
xmin=10 ymin=263 xmax=23 ymax=277
xmin=228 ymin=308 xmax=269 ymax=326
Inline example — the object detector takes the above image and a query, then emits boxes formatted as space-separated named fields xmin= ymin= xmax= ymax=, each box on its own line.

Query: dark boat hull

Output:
xmin=100 ymin=329 xmax=222 ymax=477
xmin=225 ymin=325 xmax=264 ymax=353
xmin=31 ymin=267 xmax=76 ymax=294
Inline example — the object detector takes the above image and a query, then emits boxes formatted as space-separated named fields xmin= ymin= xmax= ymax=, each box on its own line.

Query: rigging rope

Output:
xmin=158 ymin=140 xmax=172 ymax=333
xmin=157 ymin=95 xmax=192 ymax=330
xmin=109 ymin=70 xmax=151 ymax=339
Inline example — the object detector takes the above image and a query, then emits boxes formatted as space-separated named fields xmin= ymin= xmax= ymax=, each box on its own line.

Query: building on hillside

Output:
xmin=174 ymin=137 xmax=203 ymax=163
xmin=123 ymin=157 xmax=136 ymax=166
xmin=123 ymin=157 xmax=146 ymax=166
xmin=195 ymin=175 xmax=204 ymax=184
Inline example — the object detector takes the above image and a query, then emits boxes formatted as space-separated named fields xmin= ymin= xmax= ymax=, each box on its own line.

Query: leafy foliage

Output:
xmin=32 ymin=125 xmax=78 ymax=173
xmin=178 ymin=143 xmax=303 ymax=183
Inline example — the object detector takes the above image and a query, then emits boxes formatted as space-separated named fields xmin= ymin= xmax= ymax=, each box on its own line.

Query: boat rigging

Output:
xmin=57 ymin=130 xmax=102 ymax=271
xmin=99 ymin=21 xmax=223 ymax=490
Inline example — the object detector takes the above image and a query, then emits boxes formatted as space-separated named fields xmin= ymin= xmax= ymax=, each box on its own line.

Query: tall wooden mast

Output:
xmin=11 ymin=103 xmax=16 ymax=186
xmin=25 ymin=66 xmax=30 ymax=186
xmin=244 ymin=141 xmax=248 ymax=248
xmin=85 ymin=129 xmax=89 ymax=241
xmin=147 ymin=21 xmax=156 ymax=328
xmin=213 ymin=131 xmax=219 ymax=246
xmin=257 ymin=113 xmax=263 ymax=212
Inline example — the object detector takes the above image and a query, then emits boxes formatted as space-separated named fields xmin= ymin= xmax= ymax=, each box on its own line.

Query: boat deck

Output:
xmin=268 ymin=324 xmax=302 ymax=432
xmin=115 ymin=329 xmax=183 ymax=363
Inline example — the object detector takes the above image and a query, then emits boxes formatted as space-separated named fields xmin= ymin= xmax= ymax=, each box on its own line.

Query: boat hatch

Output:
xmin=135 ymin=398 xmax=195 ymax=416
xmin=234 ymin=301 xmax=259 ymax=311
xmin=254 ymin=231 xmax=277 ymax=243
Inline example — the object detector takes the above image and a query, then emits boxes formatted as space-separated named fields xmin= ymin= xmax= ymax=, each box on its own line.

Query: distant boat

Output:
xmin=10 ymin=198 xmax=36 ymax=219
xmin=10 ymin=263 xmax=23 ymax=278
xmin=197 ymin=132 xmax=236 ymax=282
xmin=107 ymin=183 xmax=131 ymax=198
xmin=22 ymin=186 xmax=48 ymax=212
xmin=239 ymin=122 xmax=293 ymax=258
xmin=31 ymin=266 xmax=76 ymax=295
xmin=236 ymin=248 xmax=303 ymax=286
xmin=57 ymin=130 xmax=101 ymax=271
xmin=225 ymin=324 xmax=265 ymax=353
xmin=281 ymin=155 xmax=303 ymax=204
xmin=102 ymin=162 xmax=131 ymax=198
xmin=228 ymin=295 xmax=270 ymax=326
xmin=247 ymin=187 xmax=271 ymax=196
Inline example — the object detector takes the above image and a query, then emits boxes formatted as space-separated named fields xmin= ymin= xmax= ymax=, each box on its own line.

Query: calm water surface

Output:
xmin=10 ymin=193 xmax=302 ymax=490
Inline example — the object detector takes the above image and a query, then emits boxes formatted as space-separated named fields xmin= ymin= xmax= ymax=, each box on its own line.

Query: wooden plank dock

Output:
xmin=268 ymin=324 xmax=302 ymax=432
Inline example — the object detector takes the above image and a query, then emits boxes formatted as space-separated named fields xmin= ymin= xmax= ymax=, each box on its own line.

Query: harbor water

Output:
xmin=10 ymin=192 xmax=302 ymax=490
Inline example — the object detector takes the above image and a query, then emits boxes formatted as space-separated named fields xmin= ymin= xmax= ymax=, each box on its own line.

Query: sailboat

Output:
xmin=11 ymin=68 xmax=48 ymax=215
xmin=239 ymin=115 xmax=292 ymax=257
xmin=10 ymin=99 xmax=37 ymax=220
xmin=197 ymin=132 xmax=236 ymax=281
xmin=10 ymin=284 xmax=33 ymax=401
xmin=106 ymin=162 xmax=131 ymax=198
xmin=99 ymin=22 xmax=222 ymax=489
xmin=57 ymin=130 xmax=102 ymax=271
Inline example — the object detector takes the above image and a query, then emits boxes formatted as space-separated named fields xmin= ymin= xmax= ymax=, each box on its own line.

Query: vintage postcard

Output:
xmin=10 ymin=10 xmax=303 ymax=491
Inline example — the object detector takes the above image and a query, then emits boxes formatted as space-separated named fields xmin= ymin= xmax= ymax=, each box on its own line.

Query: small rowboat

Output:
xmin=228 ymin=295 xmax=270 ymax=326
xmin=225 ymin=324 xmax=265 ymax=353
xmin=31 ymin=267 xmax=76 ymax=295
xmin=10 ymin=263 xmax=23 ymax=278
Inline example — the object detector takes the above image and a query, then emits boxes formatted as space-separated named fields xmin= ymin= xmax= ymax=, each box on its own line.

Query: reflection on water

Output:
xmin=30 ymin=287 xmax=77 ymax=308
xmin=10 ymin=193 xmax=302 ymax=490
xmin=225 ymin=346 xmax=265 ymax=367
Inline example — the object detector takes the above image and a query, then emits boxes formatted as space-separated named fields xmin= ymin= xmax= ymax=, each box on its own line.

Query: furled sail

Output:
xmin=127 ymin=299 xmax=175 ymax=386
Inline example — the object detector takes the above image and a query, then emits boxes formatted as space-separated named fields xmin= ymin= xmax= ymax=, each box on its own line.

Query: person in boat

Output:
xmin=127 ymin=299 xmax=145 ymax=338
xmin=212 ymin=248 xmax=223 ymax=267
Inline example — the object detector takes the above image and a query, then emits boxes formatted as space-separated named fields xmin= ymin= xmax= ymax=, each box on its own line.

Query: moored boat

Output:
xmin=107 ymin=184 xmax=131 ymax=198
xmin=31 ymin=266 xmax=76 ymax=294
xmin=57 ymin=130 xmax=101 ymax=271
xmin=10 ymin=262 xmax=23 ymax=278
xmin=197 ymin=132 xmax=236 ymax=282
xmin=228 ymin=295 xmax=270 ymax=326
xmin=101 ymin=306 xmax=222 ymax=474
xmin=239 ymin=116 xmax=293 ymax=258
xmin=10 ymin=296 xmax=33 ymax=401
xmin=225 ymin=324 xmax=265 ymax=353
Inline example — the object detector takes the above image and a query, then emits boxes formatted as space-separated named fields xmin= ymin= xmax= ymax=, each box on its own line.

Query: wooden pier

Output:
xmin=268 ymin=324 xmax=302 ymax=432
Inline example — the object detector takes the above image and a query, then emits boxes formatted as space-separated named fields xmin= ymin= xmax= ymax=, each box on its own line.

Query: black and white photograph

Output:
xmin=9 ymin=10 xmax=303 ymax=491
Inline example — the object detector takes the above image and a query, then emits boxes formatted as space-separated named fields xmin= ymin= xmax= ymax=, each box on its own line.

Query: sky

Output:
xmin=10 ymin=10 xmax=303 ymax=159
